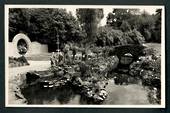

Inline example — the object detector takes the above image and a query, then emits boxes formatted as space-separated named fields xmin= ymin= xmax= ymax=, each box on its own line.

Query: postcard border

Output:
xmin=4 ymin=5 xmax=166 ymax=108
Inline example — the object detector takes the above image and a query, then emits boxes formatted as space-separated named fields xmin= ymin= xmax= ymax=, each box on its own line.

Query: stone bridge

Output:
xmin=109 ymin=44 xmax=146 ymax=61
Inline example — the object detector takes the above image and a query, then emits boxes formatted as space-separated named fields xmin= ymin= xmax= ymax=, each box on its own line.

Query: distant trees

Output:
xmin=9 ymin=8 xmax=85 ymax=46
xmin=107 ymin=9 xmax=140 ymax=29
xmin=9 ymin=8 xmax=162 ymax=49
xmin=106 ymin=8 xmax=162 ymax=43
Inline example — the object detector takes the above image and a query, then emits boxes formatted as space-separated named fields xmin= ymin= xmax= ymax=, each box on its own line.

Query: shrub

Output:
xmin=122 ymin=33 xmax=134 ymax=44
xmin=121 ymin=29 xmax=145 ymax=45
xmin=143 ymin=47 xmax=157 ymax=56
xmin=128 ymin=29 xmax=145 ymax=44
xmin=96 ymin=26 xmax=145 ymax=47
xmin=9 ymin=56 xmax=29 ymax=67
xmin=120 ymin=21 xmax=131 ymax=32
xmin=96 ymin=26 xmax=124 ymax=46
xmin=129 ymin=56 xmax=161 ymax=78
xmin=143 ymin=29 xmax=152 ymax=41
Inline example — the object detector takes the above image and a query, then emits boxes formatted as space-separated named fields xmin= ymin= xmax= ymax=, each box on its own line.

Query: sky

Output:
xmin=66 ymin=7 xmax=159 ymax=26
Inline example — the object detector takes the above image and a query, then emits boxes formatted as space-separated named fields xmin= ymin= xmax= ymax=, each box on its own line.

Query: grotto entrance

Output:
xmin=17 ymin=39 xmax=28 ymax=55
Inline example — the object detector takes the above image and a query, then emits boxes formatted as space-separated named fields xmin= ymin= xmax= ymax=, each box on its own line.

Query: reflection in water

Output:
xmin=21 ymin=79 xmax=150 ymax=105
xmin=21 ymin=82 xmax=100 ymax=105
xmin=21 ymin=82 xmax=107 ymax=105
xmin=21 ymin=83 xmax=81 ymax=104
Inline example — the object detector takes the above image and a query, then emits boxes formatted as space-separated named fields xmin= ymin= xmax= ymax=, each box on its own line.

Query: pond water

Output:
xmin=21 ymin=82 xmax=104 ymax=105
xmin=21 ymin=79 xmax=150 ymax=105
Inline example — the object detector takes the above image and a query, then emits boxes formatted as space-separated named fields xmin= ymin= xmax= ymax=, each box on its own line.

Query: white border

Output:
xmin=5 ymin=5 xmax=165 ymax=108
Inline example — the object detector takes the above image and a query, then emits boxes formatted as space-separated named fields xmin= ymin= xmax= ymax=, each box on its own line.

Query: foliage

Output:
xmin=95 ymin=26 xmax=124 ymax=46
xmin=9 ymin=8 xmax=85 ymax=45
xmin=76 ymin=55 xmax=119 ymax=83
xmin=96 ymin=26 xmax=145 ymax=47
xmin=9 ymin=56 xmax=29 ymax=67
xmin=106 ymin=8 xmax=161 ymax=43
xmin=9 ymin=8 xmax=162 ymax=47
xmin=129 ymin=54 xmax=161 ymax=79
xmin=107 ymin=9 xmax=140 ymax=29
xmin=130 ymin=55 xmax=161 ymax=104
xmin=76 ymin=9 xmax=104 ymax=44
xmin=120 ymin=21 xmax=131 ymax=32
xmin=137 ymin=11 xmax=156 ymax=42
xmin=143 ymin=47 xmax=157 ymax=56
xmin=9 ymin=9 xmax=28 ymax=41
xmin=130 ymin=11 xmax=157 ymax=42
xmin=154 ymin=9 xmax=162 ymax=42
xmin=123 ymin=29 xmax=145 ymax=44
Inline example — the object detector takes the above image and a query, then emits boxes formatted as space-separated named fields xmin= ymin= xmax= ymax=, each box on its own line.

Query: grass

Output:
xmin=145 ymin=43 xmax=161 ymax=56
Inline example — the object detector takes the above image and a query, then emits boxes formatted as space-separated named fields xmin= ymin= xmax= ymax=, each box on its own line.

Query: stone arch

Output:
xmin=113 ymin=44 xmax=145 ymax=60
xmin=108 ymin=44 xmax=146 ymax=67
xmin=12 ymin=33 xmax=31 ymax=56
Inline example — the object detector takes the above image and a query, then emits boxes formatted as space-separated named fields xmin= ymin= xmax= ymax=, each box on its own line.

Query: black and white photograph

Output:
xmin=5 ymin=5 xmax=165 ymax=107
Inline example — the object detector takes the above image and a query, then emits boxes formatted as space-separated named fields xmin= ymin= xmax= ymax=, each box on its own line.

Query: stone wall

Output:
xmin=29 ymin=42 xmax=48 ymax=55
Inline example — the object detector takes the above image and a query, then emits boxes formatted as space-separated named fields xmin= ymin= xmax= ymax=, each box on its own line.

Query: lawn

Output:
xmin=145 ymin=43 xmax=161 ymax=56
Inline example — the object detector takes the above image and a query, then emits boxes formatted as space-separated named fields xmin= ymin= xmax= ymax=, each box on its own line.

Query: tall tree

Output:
xmin=76 ymin=8 xmax=104 ymax=44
